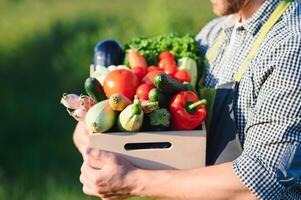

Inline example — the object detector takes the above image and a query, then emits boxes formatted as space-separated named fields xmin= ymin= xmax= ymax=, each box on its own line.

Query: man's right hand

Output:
xmin=73 ymin=121 xmax=90 ymax=159
xmin=73 ymin=66 xmax=95 ymax=159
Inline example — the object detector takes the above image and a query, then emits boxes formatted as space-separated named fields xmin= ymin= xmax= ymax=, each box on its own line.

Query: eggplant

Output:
xmin=93 ymin=39 xmax=125 ymax=68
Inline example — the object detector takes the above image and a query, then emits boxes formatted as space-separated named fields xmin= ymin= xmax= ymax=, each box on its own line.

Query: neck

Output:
xmin=238 ymin=0 xmax=266 ymax=22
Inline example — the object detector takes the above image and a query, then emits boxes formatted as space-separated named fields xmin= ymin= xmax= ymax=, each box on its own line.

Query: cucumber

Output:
xmin=154 ymin=73 xmax=186 ymax=95
xmin=84 ymin=77 xmax=107 ymax=102
xmin=148 ymin=88 xmax=170 ymax=108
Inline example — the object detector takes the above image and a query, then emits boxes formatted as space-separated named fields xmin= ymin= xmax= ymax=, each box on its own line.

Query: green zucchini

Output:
xmin=154 ymin=74 xmax=186 ymax=95
xmin=148 ymin=88 xmax=170 ymax=108
xmin=84 ymin=77 xmax=107 ymax=102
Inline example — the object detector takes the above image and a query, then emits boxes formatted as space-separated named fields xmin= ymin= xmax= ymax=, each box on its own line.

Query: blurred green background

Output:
xmin=0 ymin=0 xmax=214 ymax=199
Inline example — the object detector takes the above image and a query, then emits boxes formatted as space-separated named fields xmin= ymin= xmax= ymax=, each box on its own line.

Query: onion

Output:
xmin=68 ymin=108 xmax=87 ymax=122
xmin=80 ymin=96 xmax=95 ymax=111
xmin=60 ymin=93 xmax=81 ymax=109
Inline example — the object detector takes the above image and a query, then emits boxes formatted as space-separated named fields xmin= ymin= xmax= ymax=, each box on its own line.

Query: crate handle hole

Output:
xmin=124 ymin=142 xmax=172 ymax=151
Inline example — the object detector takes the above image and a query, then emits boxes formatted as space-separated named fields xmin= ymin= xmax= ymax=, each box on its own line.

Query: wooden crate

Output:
xmin=89 ymin=124 xmax=206 ymax=169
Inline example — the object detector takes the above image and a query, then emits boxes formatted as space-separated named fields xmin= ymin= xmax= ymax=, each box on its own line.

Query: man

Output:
xmin=74 ymin=0 xmax=301 ymax=199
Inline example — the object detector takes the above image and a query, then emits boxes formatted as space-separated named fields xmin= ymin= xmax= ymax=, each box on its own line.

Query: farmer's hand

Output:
xmin=73 ymin=65 xmax=95 ymax=158
xmin=79 ymin=149 xmax=256 ymax=200
xmin=80 ymin=148 xmax=137 ymax=200
xmin=73 ymin=121 xmax=89 ymax=158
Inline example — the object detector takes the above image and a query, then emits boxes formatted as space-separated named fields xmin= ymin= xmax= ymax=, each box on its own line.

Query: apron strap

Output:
xmin=205 ymin=32 xmax=226 ymax=62
xmin=234 ymin=0 xmax=293 ymax=82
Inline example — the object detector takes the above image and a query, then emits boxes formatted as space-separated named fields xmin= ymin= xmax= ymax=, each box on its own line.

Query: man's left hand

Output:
xmin=79 ymin=148 xmax=137 ymax=200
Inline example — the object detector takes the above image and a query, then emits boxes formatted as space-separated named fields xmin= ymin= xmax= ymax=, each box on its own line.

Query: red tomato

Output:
xmin=158 ymin=58 xmax=176 ymax=69
xmin=158 ymin=51 xmax=175 ymax=62
xmin=175 ymin=70 xmax=191 ymax=83
xmin=142 ymin=70 xmax=164 ymax=86
xmin=103 ymin=69 xmax=139 ymax=100
xmin=147 ymin=66 xmax=160 ymax=73
xmin=136 ymin=84 xmax=154 ymax=100
xmin=131 ymin=66 xmax=146 ymax=83
xmin=163 ymin=64 xmax=178 ymax=77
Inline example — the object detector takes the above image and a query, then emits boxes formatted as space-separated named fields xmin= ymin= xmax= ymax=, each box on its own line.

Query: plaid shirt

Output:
xmin=196 ymin=0 xmax=301 ymax=199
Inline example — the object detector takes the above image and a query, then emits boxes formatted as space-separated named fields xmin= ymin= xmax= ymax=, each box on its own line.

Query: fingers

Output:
xmin=87 ymin=148 xmax=111 ymax=159
xmin=80 ymin=160 xmax=108 ymax=190
xmin=80 ymin=172 xmax=115 ymax=199
xmin=82 ymin=185 xmax=114 ymax=200
xmin=103 ymin=193 xmax=129 ymax=199
xmin=73 ymin=122 xmax=90 ymax=156
xmin=80 ymin=166 xmax=106 ymax=198
xmin=84 ymin=148 xmax=104 ymax=169
xmin=86 ymin=148 xmax=116 ymax=169
xmin=80 ymin=175 xmax=98 ymax=195
xmin=80 ymin=149 xmax=130 ymax=199
xmin=81 ymin=160 xmax=100 ymax=182
xmin=81 ymin=150 xmax=108 ymax=188
xmin=80 ymin=172 xmax=105 ymax=198
xmin=101 ymin=196 xmax=125 ymax=200
xmin=82 ymin=185 xmax=97 ymax=197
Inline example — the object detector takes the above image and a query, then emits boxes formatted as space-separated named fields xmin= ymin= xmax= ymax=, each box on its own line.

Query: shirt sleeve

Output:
xmin=232 ymin=34 xmax=301 ymax=200
xmin=195 ymin=17 xmax=226 ymax=57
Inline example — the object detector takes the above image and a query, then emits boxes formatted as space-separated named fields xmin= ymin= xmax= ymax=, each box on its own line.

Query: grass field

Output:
xmin=0 ymin=0 xmax=215 ymax=199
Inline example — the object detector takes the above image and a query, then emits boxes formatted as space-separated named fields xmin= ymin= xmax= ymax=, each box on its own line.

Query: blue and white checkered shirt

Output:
xmin=196 ymin=0 xmax=301 ymax=199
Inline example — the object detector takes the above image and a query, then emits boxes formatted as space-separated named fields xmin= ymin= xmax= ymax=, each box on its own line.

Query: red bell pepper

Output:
xmin=170 ymin=91 xmax=207 ymax=130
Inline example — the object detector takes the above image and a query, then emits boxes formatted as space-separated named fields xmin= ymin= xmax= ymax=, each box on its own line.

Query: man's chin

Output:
xmin=212 ymin=5 xmax=238 ymax=16
xmin=212 ymin=7 xmax=231 ymax=16
xmin=211 ymin=0 xmax=243 ymax=16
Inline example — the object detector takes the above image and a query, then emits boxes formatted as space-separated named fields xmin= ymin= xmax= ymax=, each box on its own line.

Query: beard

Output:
xmin=211 ymin=0 xmax=250 ymax=16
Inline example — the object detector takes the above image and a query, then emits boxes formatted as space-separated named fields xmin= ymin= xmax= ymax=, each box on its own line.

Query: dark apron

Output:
xmin=201 ymin=82 xmax=242 ymax=165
